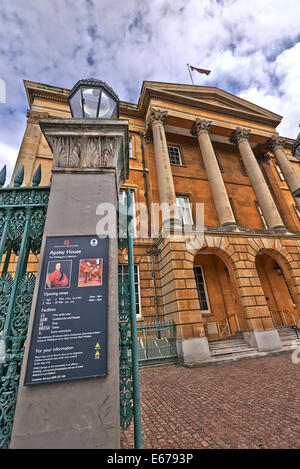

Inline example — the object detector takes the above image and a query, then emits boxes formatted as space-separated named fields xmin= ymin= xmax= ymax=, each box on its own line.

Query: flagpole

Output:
xmin=187 ymin=64 xmax=194 ymax=86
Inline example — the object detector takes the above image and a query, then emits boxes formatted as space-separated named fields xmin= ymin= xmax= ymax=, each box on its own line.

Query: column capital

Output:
xmin=230 ymin=127 xmax=251 ymax=145
xmin=255 ymin=152 xmax=270 ymax=164
xmin=190 ymin=118 xmax=212 ymax=137
xmin=266 ymin=135 xmax=286 ymax=153
xmin=142 ymin=128 xmax=153 ymax=144
xmin=147 ymin=108 xmax=168 ymax=128
xmin=26 ymin=109 xmax=49 ymax=124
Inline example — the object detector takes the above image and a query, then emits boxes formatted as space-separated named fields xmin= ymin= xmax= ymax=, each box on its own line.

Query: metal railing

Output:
xmin=204 ymin=313 xmax=241 ymax=340
xmin=217 ymin=317 xmax=231 ymax=338
xmin=137 ymin=320 xmax=177 ymax=365
xmin=276 ymin=309 xmax=300 ymax=327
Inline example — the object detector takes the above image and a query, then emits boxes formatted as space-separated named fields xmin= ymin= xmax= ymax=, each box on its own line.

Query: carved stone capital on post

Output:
xmin=190 ymin=118 xmax=212 ymax=137
xmin=26 ymin=109 xmax=49 ymax=124
xmin=266 ymin=135 xmax=287 ymax=153
xmin=142 ymin=128 xmax=153 ymax=144
xmin=230 ymin=127 xmax=251 ymax=145
xmin=255 ymin=152 xmax=271 ymax=164
xmin=147 ymin=108 xmax=168 ymax=128
xmin=38 ymin=118 xmax=129 ymax=189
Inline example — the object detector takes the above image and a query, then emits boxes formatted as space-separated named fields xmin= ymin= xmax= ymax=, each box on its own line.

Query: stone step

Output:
xmin=279 ymin=336 xmax=298 ymax=341
xmin=281 ymin=338 xmax=298 ymax=345
xmin=279 ymin=334 xmax=298 ymax=339
xmin=277 ymin=326 xmax=298 ymax=330
xmin=278 ymin=331 xmax=300 ymax=337
xmin=208 ymin=331 xmax=259 ymax=358
xmin=208 ymin=338 xmax=246 ymax=346
xmin=209 ymin=340 xmax=247 ymax=348
xmin=277 ymin=326 xmax=297 ymax=331
xmin=210 ymin=346 xmax=258 ymax=357
xmin=209 ymin=342 xmax=252 ymax=351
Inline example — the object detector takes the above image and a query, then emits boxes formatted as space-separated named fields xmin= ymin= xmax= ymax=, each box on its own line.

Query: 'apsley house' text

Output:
xmin=49 ymin=249 xmax=82 ymax=256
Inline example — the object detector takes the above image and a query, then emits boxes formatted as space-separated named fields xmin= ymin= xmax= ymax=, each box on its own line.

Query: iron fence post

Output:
xmin=0 ymin=208 xmax=12 ymax=267
xmin=3 ymin=207 xmax=32 ymax=338
xmin=127 ymin=187 xmax=142 ymax=449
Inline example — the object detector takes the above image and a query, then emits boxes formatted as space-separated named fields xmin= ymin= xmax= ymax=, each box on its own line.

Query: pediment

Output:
xmin=163 ymin=90 xmax=249 ymax=112
xmin=138 ymin=81 xmax=282 ymax=126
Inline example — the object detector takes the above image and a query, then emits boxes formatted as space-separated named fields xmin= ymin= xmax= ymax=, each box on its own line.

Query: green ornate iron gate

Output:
xmin=0 ymin=164 xmax=49 ymax=449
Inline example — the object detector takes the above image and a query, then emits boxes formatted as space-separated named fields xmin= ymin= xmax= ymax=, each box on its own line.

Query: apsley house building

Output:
xmin=7 ymin=78 xmax=300 ymax=364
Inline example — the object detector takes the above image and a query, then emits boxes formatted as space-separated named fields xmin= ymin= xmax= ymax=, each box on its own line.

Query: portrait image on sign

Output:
xmin=45 ymin=260 xmax=72 ymax=289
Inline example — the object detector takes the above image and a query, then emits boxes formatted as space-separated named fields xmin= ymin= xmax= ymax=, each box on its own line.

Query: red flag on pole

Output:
xmin=190 ymin=65 xmax=211 ymax=75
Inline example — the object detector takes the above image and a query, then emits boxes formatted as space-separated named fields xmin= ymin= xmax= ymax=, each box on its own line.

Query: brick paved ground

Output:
xmin=121 ymin=354 xmax=300 ymax=449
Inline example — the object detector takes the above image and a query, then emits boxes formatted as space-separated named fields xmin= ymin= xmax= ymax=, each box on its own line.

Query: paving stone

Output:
xmin=121 ymin=355 xmax=300 ymax=449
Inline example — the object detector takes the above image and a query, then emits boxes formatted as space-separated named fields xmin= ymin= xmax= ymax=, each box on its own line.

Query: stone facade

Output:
xmin=8 ymin=79 xmax=300 ymax=362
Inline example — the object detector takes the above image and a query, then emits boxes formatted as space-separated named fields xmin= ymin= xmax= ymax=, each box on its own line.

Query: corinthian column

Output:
xmin=231 ymin=128 xmax=285 ymax=231
xmin=267 ymin=135 xmax=300 ymax=210
xmin=191 ymin=119 xmax=237 ymax=228
xmin=147 ymin=108 xmax=179 ymax=225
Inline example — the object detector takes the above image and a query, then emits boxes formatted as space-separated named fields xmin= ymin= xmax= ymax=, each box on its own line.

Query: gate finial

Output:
xmin=13 ymin=165 xmax=24 ymax=187
xmin=0 ymin=165 xmax=6 ymax=187
xmin=32 ymin=164 xmax=41 ymax=187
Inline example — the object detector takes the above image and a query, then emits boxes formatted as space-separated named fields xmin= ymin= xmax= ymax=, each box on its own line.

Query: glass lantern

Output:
xmin=68 ymin=78 xmax=119 ymax=119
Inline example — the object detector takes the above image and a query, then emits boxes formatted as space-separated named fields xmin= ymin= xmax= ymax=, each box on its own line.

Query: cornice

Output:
xmin=24 ymin=80 xmax=69 ymax=107
xmin=23 ymin=79 xmax=296 ymax=150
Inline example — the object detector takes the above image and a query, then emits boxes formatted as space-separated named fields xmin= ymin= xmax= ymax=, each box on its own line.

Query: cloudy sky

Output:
xmin=0 ymin=0 xmax=300 ymax=181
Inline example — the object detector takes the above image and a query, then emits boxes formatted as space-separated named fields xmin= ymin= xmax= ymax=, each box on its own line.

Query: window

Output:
xmin=129 ymin=137 xmax=133 ymax=158
xmin=215 ymin=152 xmax=224 ymax=173
xmin=118 ymin=264 xmax=141 ymax=316
xmin=119 ymin=189 xmax=136 ymax=237
xmin=255 ymin=201 xmax=268 ymax=229
xmin=239 ymin=157 xmax=248 ymax=176
xmin=194 ymin=266 xmax=211 ymax=313
xmin=176 ymin=195 xmax=193 ymax=225
xmin=293 ymin=204 xmax=300 ymax=220
xmin=274 ymin=162 xmax=285 ymax=181
xmin=168 ymin=145 xmax=183 ymax=165
xmin=229 ymin=197 xmax=238 ymax=225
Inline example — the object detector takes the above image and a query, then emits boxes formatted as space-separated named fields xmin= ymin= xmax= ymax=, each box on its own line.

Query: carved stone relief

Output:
xmin=48 ymin=134 xmax=121 ymax=169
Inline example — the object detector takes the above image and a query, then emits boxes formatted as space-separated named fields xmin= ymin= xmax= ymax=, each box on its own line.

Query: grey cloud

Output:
xmin=0 ymin=0 xmax=300 ymax=175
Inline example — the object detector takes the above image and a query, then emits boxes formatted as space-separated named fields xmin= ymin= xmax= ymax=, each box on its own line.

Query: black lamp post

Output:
xmin=68 ymin=78 xmax=119 ymax=119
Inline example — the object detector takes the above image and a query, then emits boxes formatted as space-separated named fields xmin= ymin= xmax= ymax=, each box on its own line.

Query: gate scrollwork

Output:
xmin=0 ymin=165 xmax=49 ymax=448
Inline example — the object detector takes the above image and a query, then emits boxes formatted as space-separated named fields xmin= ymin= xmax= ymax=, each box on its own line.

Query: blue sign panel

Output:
xmin=24 ymin=235 xmax=108 ymax=385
